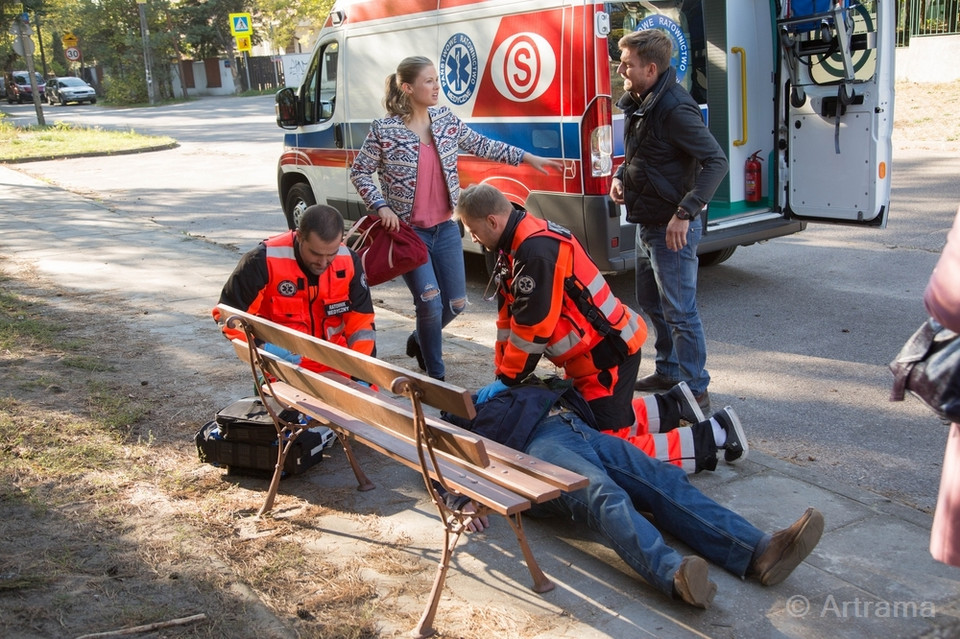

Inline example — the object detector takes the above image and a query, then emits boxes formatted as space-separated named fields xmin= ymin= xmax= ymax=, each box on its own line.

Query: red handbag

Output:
xmin=346 ymin=216 xmax=428 ymax=286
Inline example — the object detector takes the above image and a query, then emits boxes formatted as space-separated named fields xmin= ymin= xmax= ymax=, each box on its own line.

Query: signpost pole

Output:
xmin=13 ymin=16 xmax=45 ymax=125
xmin=136 ymin=0 xmax=155 ymax=105
xmin=34 ymin=11 xmax=48 ymax=77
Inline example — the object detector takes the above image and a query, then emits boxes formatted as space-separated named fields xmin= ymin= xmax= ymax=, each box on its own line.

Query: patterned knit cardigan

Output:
xmin=349 ymin=106 xmax=525 ymax=222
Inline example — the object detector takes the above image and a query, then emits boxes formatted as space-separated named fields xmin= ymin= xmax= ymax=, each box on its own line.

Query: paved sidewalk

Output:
xmin=2 ymin=165 xmax=959 ymax=638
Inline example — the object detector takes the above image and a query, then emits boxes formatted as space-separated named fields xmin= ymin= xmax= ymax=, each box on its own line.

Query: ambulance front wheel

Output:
xmin=284 ymin=183 xmax=316 ymax=230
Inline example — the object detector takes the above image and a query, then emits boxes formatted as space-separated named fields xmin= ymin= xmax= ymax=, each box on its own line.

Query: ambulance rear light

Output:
xmin=591 ymin=125 xmax=613 ymax=177
xmin=582 ymin=96 xmax=612 ymax=195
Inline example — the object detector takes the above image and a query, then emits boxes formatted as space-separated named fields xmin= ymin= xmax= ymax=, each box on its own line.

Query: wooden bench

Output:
xmin=216 ymin=304 xmax=588 ymax=638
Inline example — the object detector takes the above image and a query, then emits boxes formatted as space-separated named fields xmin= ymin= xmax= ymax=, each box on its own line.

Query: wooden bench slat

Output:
xmin=231 ymin=340 xmax=489 ymax=468
xmin=219 ymin=304 xmax=476 ymax=419
xmin=354 ymin=391 xmax=589 ymax=496
xmin=463 ymin=434 xmax=591 ymax=494
xmin=273 ymin=389 xmax=531 ymax=516
xmin=270 ymin=380 xmax=564 ymax=505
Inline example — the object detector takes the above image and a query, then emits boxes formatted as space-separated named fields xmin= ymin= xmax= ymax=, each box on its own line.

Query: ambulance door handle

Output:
xmin=732 ymin=46 xmax=747 ymax=147
xmin=335 ymin=123 xmax=344 ymax=149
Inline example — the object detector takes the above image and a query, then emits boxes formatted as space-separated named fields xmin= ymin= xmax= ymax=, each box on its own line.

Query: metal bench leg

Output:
xmin=337 ymin=433 xmax=375 ymax=491
xmin=412 ymin=525 xmax=464 ymax=639
xmin=257 ymin=446 xmax=286 ymax=517
xmin=505 ymin=513 xmax=555 ymax=594
xmin=257 ymin=433 xmax=300 ymax=517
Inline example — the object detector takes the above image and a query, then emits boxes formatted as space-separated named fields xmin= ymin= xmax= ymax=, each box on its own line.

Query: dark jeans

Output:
xmin=527 ymin=412 xmax=765 ymax=595
xmin=634 ymin=222 xmax=709 ymax=394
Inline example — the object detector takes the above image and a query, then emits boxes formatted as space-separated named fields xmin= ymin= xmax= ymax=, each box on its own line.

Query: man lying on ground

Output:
xmin=443 ymin=376 xmax=823 ymax=609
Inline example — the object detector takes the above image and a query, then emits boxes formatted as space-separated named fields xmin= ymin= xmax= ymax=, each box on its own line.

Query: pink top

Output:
xmin=409 ymin=142 xmax=452 ymax=228
xmin=925 ymin=207 xmax=960 ymax=332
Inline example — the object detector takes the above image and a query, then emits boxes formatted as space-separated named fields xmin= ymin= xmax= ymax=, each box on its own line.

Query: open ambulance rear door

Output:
xmin=777 ymin=0 xmax=894 ymax=227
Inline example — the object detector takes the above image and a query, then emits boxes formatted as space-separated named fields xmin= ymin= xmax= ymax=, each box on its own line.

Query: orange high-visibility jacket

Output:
xmin=215 ymin=231 xmax=376 ymax=362
xmin=494 ymin=211 xmax=646 ymax=385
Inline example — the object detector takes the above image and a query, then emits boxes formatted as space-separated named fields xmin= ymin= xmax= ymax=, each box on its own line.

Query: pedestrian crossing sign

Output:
xmin=229 ymin=12 xmax=252 ymax=36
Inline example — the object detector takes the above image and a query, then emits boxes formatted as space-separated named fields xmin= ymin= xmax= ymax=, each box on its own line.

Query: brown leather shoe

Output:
xmin=751 ymin=508 xmax=824 ymax=586
xmin=673 ymin=556 xmax=717 ymax=609
xmin=635 ymin=372 xmax=680 ymax=392
xmin=694 ymin=389 xmax=711 ymax=415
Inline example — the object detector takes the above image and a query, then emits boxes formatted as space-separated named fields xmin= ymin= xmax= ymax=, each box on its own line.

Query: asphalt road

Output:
xmin=5 ymin=95 xmax=960 ymax=512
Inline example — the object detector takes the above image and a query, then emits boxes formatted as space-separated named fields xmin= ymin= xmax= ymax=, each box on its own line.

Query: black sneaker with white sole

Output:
xmin=714 ymin=407 xmax=748 ymax=463
xmin=662 ymin=381 xmax=706 ymax=425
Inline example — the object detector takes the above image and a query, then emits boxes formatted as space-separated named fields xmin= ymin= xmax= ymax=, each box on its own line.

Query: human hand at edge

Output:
xmin=666 ymin=216 xmax=690 ymax=251
xmin=461 ymin=501 xmax=490 ymax=533
xmin=376 ymin=208 xmax=400 ymax=232
xmin=475 ymin=379 xmax=509 ymax=404
xmin=524 ymin=153 xmax=564 ymax=175
xmin=609 ymin=177 xmax=624 ymax=205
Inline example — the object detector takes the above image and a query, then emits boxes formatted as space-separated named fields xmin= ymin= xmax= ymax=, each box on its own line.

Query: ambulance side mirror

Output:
xmin=275 ymin=87 xmax=299 ymax=129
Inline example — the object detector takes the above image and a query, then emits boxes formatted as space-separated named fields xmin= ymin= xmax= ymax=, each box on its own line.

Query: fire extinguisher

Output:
xmin=745 ymin=150 xmax=763 ymax=203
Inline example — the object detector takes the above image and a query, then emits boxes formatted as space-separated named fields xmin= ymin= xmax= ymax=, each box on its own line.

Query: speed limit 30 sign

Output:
xmin=65 ymin=46 xmax=81 ymax=61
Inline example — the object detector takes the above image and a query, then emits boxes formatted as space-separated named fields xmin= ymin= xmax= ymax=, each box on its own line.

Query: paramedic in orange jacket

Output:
xmin=457 ymin=184 xmax=645 ymax=429
xmin=213 ymin=204 xmax=376 ymax=372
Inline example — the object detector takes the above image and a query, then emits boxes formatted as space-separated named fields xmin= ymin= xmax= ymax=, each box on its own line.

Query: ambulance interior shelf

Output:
xmin=778 ymin=0 xmax=876 ymax=113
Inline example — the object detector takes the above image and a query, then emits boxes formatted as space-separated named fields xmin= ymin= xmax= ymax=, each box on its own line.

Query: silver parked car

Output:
xmin=45 ymin=76 xmax=97 ymax=105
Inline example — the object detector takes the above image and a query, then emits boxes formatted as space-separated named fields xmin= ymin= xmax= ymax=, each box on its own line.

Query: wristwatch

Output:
xmin=675 ymin=207 xmax=698 ymax=221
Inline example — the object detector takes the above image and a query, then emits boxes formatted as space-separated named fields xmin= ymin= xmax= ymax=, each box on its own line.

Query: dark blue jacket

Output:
xmin=615 ymin=66 xmax=729 ymax=225
xmin=444 ymin=377 xmax=597 ymax=452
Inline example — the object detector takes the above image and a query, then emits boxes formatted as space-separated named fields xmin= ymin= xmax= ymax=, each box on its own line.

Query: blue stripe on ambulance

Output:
xmin=288 ymin=122 xmax=575 ymax=160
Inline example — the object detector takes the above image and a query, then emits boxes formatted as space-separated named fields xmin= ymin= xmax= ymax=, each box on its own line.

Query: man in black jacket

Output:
xmin=609 ymin=29 xmax=728 ymax=413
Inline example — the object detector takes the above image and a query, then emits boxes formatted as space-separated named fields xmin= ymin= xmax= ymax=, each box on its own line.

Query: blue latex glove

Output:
xmin=475 ymin=379 xmax=509 ymax=405
xmin=262 ymin=342 xmax=302 ymax=365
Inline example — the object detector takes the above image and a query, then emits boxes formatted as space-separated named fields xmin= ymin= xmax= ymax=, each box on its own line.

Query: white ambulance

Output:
xmin=275 ymin=0 xmax=894 ymax=272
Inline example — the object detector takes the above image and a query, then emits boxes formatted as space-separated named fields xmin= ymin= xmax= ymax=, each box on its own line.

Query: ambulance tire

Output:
xmin=284 ymin=183 xmax=316 ymax=230
xmin=698 ymin=246 xmax=736 ymax=267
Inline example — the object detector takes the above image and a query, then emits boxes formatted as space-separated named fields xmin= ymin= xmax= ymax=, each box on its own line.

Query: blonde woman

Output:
xmin=350 ymin=56 xmax=559 ymax=380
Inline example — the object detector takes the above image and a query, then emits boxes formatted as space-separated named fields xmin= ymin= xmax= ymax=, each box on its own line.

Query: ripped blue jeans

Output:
xmin=402 ymin=219 xmax=467 ymax=379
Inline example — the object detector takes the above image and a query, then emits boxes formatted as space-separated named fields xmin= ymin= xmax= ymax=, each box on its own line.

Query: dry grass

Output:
xmin=0 ymin=267 xmax=404 ymax=638
xmin=893 ymin=79 xmax=960 ymax=149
